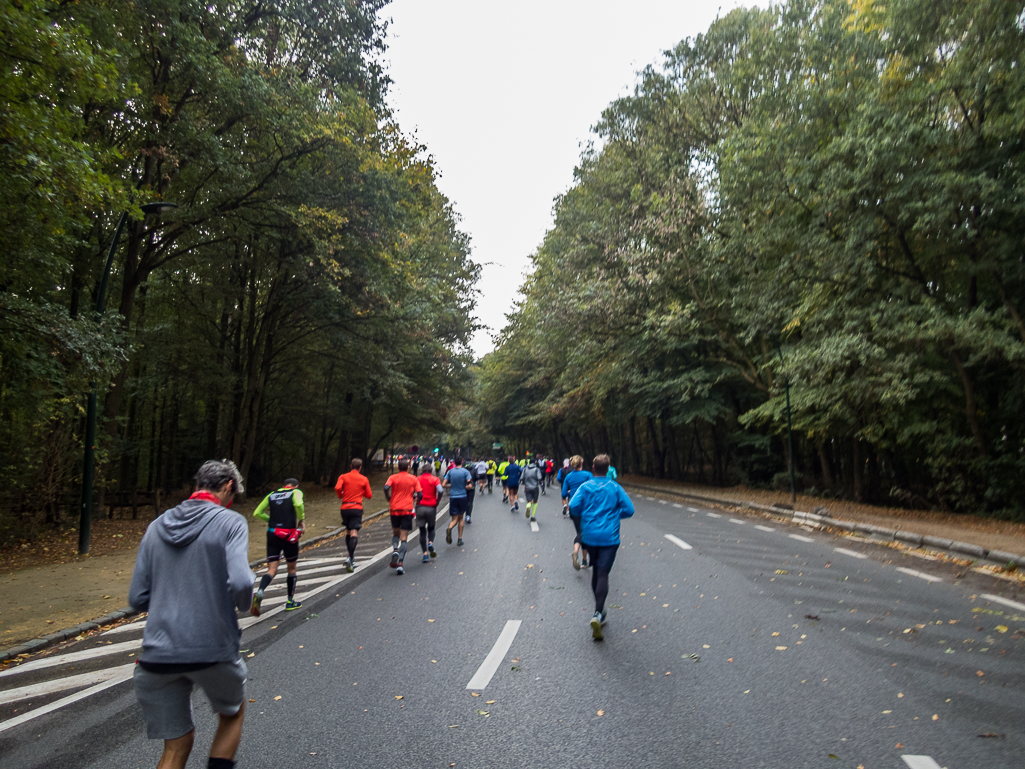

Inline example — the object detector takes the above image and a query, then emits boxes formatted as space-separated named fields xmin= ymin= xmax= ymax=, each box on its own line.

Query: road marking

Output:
xmin=706 ymin=512 xmax=721 ymax=519
xmin=658 ymin=500 xmax=667 ymax=505
xmin=530 ymin=520 xmax=540 ymax=533
xmin=0 ymin=664 xmax=135 ymax=735
xmin=466 ymin=620 xmax=522 ymax=690
xmin=901 ymin=757 xmax=943 ymax=769
xmin=788 ymin=534 xmax=814 ymax=543
xmin=0 ymin=664 xmax=135 ymax=706
xmin=0 ymin=639 xmax=141 ymax=679
xmin=263 ymin=575 xmax=341 ymax=593
xmin=834 ymin=548 xmax=868 ymax=560
xmin=672 ymin=503 xmax=683 ymax=509
xmin=754 ymin=525 xmax=775 ymax=532
xmin=729 ymin=518 xmax=746 ymax=525
xmin=688 ymin=507 xmax=699 ymax=512
xmin=102 ymin=619 xmax=147 ymax=636
xmin=980 ymin=593 xmax=1025 ymax=612
xmin=664 ymin=534 xmax=693 ymax=550
xmin=895 ymin=567 xmax=943 ymax=583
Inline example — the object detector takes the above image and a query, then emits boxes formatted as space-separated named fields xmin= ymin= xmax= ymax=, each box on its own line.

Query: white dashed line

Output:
xmin=672 ymin=503 xmax=683 ymax=509
xmin=664 ymin=534 xmax=693 ymax=550
xmin=901 ymin=756 xmax=943 ymax=769
xmin=658 ymin=500 xmax=667 ymax=505
xmin=729 ymin=518 xmax=746 ymax=525
xmin=754 ymin=525 xmax=775 ymax=533
xmin=530 ymin=520 xmax=540 ymax=533
xmin=688 ymin=507 xmax=699 ymax=513
xmin=788 ymin=534 xmax=814 ymax=543
xmin=466 ymin=620 xmax=522 ymax=690
xmin=895 ymin=567 xmax=943 ymax=583
xmin=834 ymin=548 xmax=868 ymax=560
xmin=980 ymin=593 xmax=1025 ymax=613
xmin=706 ymin=512 xmax=721 ymax=519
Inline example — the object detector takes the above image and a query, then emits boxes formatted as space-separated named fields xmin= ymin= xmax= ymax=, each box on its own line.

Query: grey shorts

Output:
xmin=134 ymin=658 xmax=247 ymax=740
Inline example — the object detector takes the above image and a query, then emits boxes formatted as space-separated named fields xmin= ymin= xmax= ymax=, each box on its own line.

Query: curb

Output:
xmin=620 ymin=481 xmax=1025 ymax=569
xmin=0 ymin=508 xmax=391 ymax=664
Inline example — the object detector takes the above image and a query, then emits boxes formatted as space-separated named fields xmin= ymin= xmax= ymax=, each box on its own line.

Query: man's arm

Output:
xmin=293 ymin=489 xmax=305 ymax=530
xmin=442 ymin=472 xmax=451 ymax=490
xmin=334 ymin=474 xmax=345 ymax=498
xmin=568 ymin=485 xmax=587 ymax=517
xmin=384 ymin=480 xmax=392 ymax=502
xmin=128 ymin=529 xmax=153 ymax=611
xmin=225 ymin=518 xmax=255 ymax=612
xmin=362 ymin=476 xmax=372 ymax=499
xmin=617 ymin=487 xmax=636 ymax=519
xmin=252 ymin=494 xmax=271 ymax=523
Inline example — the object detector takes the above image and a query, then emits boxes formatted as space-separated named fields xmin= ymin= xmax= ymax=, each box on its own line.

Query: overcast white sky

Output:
xmin=382 ymin=1 xmax=756 ymax=359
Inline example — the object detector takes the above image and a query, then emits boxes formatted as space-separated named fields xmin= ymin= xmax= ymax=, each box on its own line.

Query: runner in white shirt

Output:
xmin=475 ymin=459 xmax=488 ymax=493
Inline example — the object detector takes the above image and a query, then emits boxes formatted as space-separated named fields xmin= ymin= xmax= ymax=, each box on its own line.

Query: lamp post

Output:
xmin=79 ymin=202 xmax=177 ymax=555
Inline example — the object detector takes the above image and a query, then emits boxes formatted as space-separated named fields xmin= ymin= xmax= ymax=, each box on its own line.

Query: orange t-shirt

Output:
xmin=335 ymin=470 xmax=372 ymax=510
xmin=385 ymin=472 xmax=421 ymax=514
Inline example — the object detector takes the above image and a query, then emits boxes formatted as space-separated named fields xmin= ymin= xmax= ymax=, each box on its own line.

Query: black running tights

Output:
xmin=585 ymin=544 xmax=620 ymax=613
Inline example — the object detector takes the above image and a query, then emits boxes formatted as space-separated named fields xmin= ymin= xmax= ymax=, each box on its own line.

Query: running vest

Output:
xmin=267 ymin=489 xmax=299 ymax=529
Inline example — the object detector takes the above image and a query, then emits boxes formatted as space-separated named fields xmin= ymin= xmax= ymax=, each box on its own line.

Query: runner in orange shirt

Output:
xmin=334 ymin=457 xmax=373 ymax=573
xmin=384 ymin=459 xmax=422 ymax=575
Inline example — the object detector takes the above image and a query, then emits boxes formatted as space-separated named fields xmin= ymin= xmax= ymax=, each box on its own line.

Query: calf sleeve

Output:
xmin=398 ymin=540 xmax=408 ymax=563
xmin=392 ymin=535 xmax=400 ymax=551
xmin=346 ymin=535 xmax=358 ymax=559
xmin=258 ymin=574 xmax=273 ymax=593
xmin=286 ymin=573 xmax=297 ymax=599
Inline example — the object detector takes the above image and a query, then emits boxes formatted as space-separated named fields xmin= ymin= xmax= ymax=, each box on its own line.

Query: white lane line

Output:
xmin=0 ymin=664 xmax=135 ymax=706
xmin=754 ymin=525 xmax=776 ymax=533
xmin=981 ymin=593 xmax=1025 ymax=613
xmin=834 ymin=548 xmax=868 ymax=560
xmin=729 ymin=518 xmax=746 ymax=525
xmin=658 ymin=500 xmax=667 ymax=505
xmin=901 ymin=756 xmax=943 ymax=769
xmin=466 ymin=620 xmax=522 ymax=690
xmin=895 ymin=567 xmax=943 ymax=583
xmin=688 ymin=507 xmax=699 ymax=513
xmin=102 ymin=619 xmax=147 ymax=636
xmin=0 ymin=664 xmax=135 ymax=735
xmin=706 ymin=512 xmax=721 ymax=519
xmin=530 ymin=520 xmax=540 ymax=533
xmin=789 ymin=534 xmax=814 ymax=543
xmin=0 ymin=639 xmax=141 ymax=679
xmin=664 ymin=534 xmax=693 ymax=551
xmin=672 ymin=503 xmax=683 ymax=509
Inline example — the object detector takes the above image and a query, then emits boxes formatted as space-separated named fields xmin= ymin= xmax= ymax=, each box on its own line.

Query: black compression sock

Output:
xmin=208 ymin=758 xmax=235 ymax=769
xmin=258 ymin=574 xmax=273 ymax=592
xmin=347 ymin=535 xmax=358 ymax=559
xmin=286 ymin=573 xmax=297 ymax=599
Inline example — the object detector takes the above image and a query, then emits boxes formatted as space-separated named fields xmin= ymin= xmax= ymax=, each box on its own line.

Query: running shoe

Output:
xmin=525 ymin=507 xmax=530 ymax=519
xmin=514 ymin=501 xmax=519 ymax=511
xmin=446 ymin=528 xmax=452 ymax=544
xmin=465 ymin=515 xmax=472 ymax=524
xmin=396 ymin=565 xmax=405 ymax=575
xmin=285 ymin=599 xmax=303 ymax=611
xmin=457 ymin=538 xmax=463 ymax=546
xmin=510 ymin=506 xmax=516 ymax=513
xmin=250 ymin=591 xmax=264 ymax=616
xmin=590 ymin=611 xmax=605 ymax=640
xmin=562 ymin=504 xmax=568 ymax=516
xmin=530 ymin=516 xmax=536 ymax=523
xmin=571 ymin=551 xmax=580 ymax=570
xmin=344 ymin=558 xmax=354 ymax=574
xmin=423 ymin=553 xmax=430 ymax=563
xmin=429 ymin=542 xmax=437 ymax=557
xmin=390 ymin=550 xmax=400 ymax=568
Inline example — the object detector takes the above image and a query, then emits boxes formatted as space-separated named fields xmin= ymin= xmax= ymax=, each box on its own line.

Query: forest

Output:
xmin=480 ymin=0 xmax=1025 ymax=519
xmin=1 ymin=0 xmax=478 ymax=538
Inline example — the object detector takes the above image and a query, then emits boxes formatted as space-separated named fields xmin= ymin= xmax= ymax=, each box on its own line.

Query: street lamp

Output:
xmin=79 ymin=201 xmax=177 ymax=555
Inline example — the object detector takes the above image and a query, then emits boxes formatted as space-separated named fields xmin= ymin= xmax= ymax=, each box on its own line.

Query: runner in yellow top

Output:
xmin=485 ymin=459 xmax=497 ymax=494
xmin=497 ymin=459 xmax=511 ymax=503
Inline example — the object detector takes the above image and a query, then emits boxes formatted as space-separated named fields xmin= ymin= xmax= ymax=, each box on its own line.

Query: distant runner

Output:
xmin=486 ymin=458 xmax=497 ymax=493
xmin=416 ymin=463 xmax=444 ymax=563
xmin=503 ymin=456 xmax=522 ymax=513
xmin=384 ymin=459 xmax=422 ymax=575
xmin=465 ymin=457 xmax=478 ymax=525
xmin=251 ymin=478 xmax=305 ymax=613
xmin=443 ymin=457 xmax=473 ymax=546
xmin=334 ymin=458 xmax=373 ymax=573
xmin=571 ymin=454 xmax=635 ymax=641
xmin=498 ymin=457 xmax=510 ymax=503
xmin=476 ymin=458 xmax=488 ymax=494
xmin=521 ymin=458 xmax=543 ymax=523
xmin=562 ymin=455 xmax=594 ymax=570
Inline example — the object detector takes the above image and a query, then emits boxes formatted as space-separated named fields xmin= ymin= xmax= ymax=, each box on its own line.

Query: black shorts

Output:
xmin=266 ymin=532 xmax=299 ymax=563
xmin=525 ymin=488 xmax=539 ymax=503
xmin=506 ymin=484 xmax=519 ymax=494
xmin=449 ymin=496 xmax=468 ymax=516
xmin=341 ymin=508 xmax=364 ymax=531
xmin=390 ymin=514 xmax=414 ymax=531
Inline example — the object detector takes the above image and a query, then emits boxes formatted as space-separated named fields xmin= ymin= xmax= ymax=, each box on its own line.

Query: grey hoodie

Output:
xmin=522 ymin=463 xmax=543 ymax=492
xmin=129 ymin=498 xmax=254 ymax=664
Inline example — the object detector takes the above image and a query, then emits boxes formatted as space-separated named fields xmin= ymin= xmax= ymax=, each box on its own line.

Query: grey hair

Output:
xmin=195 ymin=459 xmax=245 ymax=494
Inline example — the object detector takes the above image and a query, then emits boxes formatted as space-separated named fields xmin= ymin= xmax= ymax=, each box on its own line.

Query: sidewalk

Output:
xmin=620 ymin=475 xmax=1025 ymax=563
xmin=0 ymin=481 xmax=388 ymax=650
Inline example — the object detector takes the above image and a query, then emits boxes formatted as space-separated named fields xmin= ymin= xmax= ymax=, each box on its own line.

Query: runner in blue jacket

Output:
xmin=570 ymin=454 xmax=634 ymax=640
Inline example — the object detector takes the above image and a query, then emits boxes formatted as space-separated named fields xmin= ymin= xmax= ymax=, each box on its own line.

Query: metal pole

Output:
xmin=79 ymin=211 xmax=128 ymax=555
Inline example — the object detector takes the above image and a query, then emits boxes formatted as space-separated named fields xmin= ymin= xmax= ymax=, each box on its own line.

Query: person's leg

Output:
xmin=590 ymin=545 xmax=618 ymax=614
xmin=570 ymin=516 xmax=583 ymax=569
xmin=417 ymin=512 xmax=429 ymax=553
xmin=391 ymin=524 xmax=402 ymax=567
xmin=457 ymin=512 xmax=465 ymax=539
xmin=157 ymin=731 xmax=194 ymax=769
xmin=397 ymin=528 xmax=409 ymax=564
xmin=427 ymin=510 xmax=437 ymax=555
xmin=285 ymin=560 xmax=299 ymax=606
xmin=252 ymin=552 xmax=278 ymax=616
xmin=208 ymin=702 xmax=245 ymax=763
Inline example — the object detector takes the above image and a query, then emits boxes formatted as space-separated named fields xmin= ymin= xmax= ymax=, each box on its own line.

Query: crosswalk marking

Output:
xmin=0 ymin=664 xmax=135 ymax=706
xmin=901 ymin=756 xmax=943 ymax=769
xmin=664 ymin=534 xmax=693 ymax=550
xmin=0 ymin=665 xmax=135 ymax=735
xmin=0 ymin=639 xmax=140 ymax=679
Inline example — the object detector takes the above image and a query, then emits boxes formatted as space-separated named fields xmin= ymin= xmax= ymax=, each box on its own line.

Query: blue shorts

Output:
xmin=449 ymin=496 xmax=468 ymax=516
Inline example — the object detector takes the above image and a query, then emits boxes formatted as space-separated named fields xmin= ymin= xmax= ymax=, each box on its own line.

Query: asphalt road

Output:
xmin=1 ymin=483 xmax=1022 ymax=769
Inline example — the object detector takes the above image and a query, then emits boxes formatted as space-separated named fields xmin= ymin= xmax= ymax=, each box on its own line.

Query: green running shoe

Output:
xmin=250 ymin=591 xmax=264 ymax=616
xmin=285 ymin=599 xmax=303 ymax=611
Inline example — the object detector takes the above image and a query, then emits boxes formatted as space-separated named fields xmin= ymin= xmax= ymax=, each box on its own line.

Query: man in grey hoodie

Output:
xmin=129 ymin=459 xmax=254 ymax=769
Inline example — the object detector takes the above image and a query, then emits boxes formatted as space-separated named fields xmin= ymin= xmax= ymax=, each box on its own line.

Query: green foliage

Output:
xmin=483 ymin=0 xmax=1025 ymax=517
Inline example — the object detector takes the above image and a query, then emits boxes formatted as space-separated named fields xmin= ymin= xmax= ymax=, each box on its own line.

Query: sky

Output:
xmin=381 ymin=1 xmax=757 ymax=359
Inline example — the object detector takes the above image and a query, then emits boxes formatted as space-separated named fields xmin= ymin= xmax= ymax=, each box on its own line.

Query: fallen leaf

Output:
xmin=828 ymin=755 xmax=840 ymax=761
xmin=477 ymin=710 xmax=490 ymax=716
xmin=486 ymin=700 xmax=495 ymax=704
xmin=274 ymin=696 xmax=282 ymax=701
xmin=932 ymin=714 xmax=939 ymax=720
xmin=805 ymin=614 xmax=821 ymax=620
xmin=898 ymin=693 xmax=904 ymax=698
xmin=772 ymin=632 xmax=780 ymax=637
xmin=270 ymin=625 xmax=278 ymax=629
xmin=978 ymin=732 xmax=1004 ymax=738
xmin=247 ymin=652 xmax=255 ymax=658
xmin=249 ymin=699 xmax=256 ymax=702
xmin=882 ymin=710 xmax=892 ymax=714
xmin=428 ymin=619 xmax=435 ymax=623
xmin=727 ymin=658 xmax=734 ymax=662
xmin=448 ymin=725 xmax=458 ymax=728
xmin=895 ymin=743 xmax=904 ymax=749
xmin=977 ymin=670 xmax=985 ymax=677
xmin=702 ymin=644 xmax=710 ymax=649
xmin=995 ymin=625 xmax=1008 ymax=633
xmin=665 ymin=672 xmax=671 ymax=676
xmin=776 ymin=646 xmax=788 ymax=651
xmin=395 ymin=695 xmax=403 ymax=700
xmin=471 ymin=692 xmax=480 ymax=697
xmin=431 ymin=660 xmax=437 ymax=663
xmin=597 ymin=709 xmax=605 ymax=716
